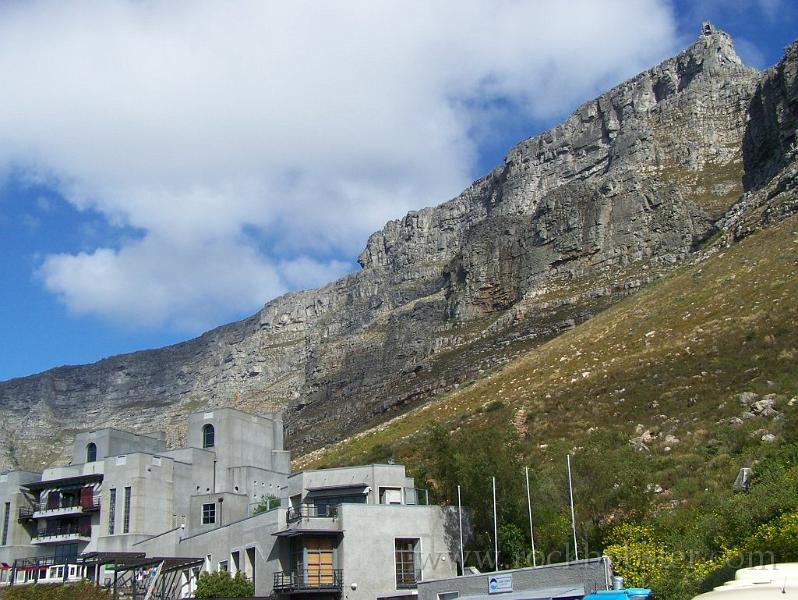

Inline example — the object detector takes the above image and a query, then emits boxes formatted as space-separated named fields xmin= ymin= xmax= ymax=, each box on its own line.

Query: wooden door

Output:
xmin=304 ymin=537 xmax=334 ymax=587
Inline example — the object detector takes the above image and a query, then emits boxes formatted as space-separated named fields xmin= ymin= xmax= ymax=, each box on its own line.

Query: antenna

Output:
xmin=525 ymin=466 xmax=537 ymax=567
xmin=492 ymin=476 xmax=498 ymax=571
xmin=567 ymin=454 xmax=579 ymax=561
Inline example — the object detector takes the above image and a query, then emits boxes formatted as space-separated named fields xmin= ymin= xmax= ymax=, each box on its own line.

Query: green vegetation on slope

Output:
xmin=299 ymin=213 xmax=798 ymax=600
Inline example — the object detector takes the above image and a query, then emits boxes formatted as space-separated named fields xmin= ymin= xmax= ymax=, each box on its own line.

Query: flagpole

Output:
xmin=458 ymin=484 xmax=465 ymax=575
xmin=492 ymin=476 xmax=499 ymax=570
xmin=525 ymin=466 xmax=537 ymax=567
xmin=567 ymin=454 xmax=579 ymax=561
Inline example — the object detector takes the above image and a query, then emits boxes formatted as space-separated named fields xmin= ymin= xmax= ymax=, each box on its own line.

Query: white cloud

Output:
xmin=0 ymin=0 xmax=679 ymax=331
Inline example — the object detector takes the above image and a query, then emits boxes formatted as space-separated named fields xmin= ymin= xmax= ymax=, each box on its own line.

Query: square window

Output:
xmin=202 ymin=503 xmax=216 ymax=525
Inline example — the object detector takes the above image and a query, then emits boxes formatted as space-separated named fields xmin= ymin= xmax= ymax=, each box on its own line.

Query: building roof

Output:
xmin=458 ymin=586 xmax=585 ymax=600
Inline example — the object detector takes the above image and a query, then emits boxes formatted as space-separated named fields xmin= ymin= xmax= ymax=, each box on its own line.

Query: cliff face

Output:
xmin=3 ymin=25 xmax=791 ymax=470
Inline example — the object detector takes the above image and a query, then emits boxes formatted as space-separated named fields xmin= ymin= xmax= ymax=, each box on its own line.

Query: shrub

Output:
xmin=195 ymin=570 xmax=254 ymax=599
xmin=0 ymin=581 xmax=111 ymax=600
xmin=252 ymin=494 xmax=281 ymax=514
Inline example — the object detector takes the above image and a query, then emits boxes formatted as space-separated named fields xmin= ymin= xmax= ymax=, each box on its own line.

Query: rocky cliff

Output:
xmin=2 ymin=25 xmax=789 ymax=471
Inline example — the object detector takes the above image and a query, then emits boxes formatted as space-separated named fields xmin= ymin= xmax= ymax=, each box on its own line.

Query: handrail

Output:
xmin=286 ymin=504 xmax=338 ymax=522
xmin=34 ymin=526 xmax=91 ymax=539
xmin=35 ymin=496 xmax=101 ymax=512
xmin=273 ymin=569 xmax=343 ymax=591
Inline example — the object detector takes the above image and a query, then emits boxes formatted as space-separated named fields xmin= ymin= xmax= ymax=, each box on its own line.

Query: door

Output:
xmin=304 ymin=537 xmax=334 ymax=587
xmin=79 ymin=487 xmax=94 ymax=509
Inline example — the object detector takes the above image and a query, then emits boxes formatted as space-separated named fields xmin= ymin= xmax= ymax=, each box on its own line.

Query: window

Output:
xmin=395 ymin=538 xmax=421 ymax=589
xmin=438 ymin=593 xmax=460 ymax=600
xmin=86 ymin=442 xmax=97 ymax=463
xmin=380 ymin=487 xmax=403 ymax=505
xmin=218 ymin=561 xmax=228 ymax=572
xmin=2 ymin=502 xmax=9 ymax=545
xmin=312 ymin=493 xmax=366 ymax=516
xmin=202 ymin=503 xmax=216 ymax=524
xmin=202 ymin=424 xmax=215 ymax=448
xmin=108 ymin=489 xmax=116 ymax=535
xmin=123 ymin=487 xmax=131 ymax=534
xmin=54 ymin=543 xmax=78 ymax=562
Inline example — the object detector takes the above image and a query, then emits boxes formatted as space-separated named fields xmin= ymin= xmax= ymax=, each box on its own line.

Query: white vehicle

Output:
xmin=692 ymin=563 xmax=798 ymax=599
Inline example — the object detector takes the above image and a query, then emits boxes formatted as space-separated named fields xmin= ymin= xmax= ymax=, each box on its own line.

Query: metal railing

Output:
xmin=396 ymin=570 xmax=420 ymax=589
xmin=273 ymin=569 xmax=343 ymax=592
xmin=34 ymin=526 xmax=91 ymax=540
xmin=18 ymin=506 xmax=35 ymax=521
xmin=35 ymin=496 xmax=101 ymax=513
xmin=286 ymin=504 xmax=338 ymax=522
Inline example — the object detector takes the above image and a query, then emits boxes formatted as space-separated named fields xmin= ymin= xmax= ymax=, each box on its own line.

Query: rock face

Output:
xmin=3 ymin=25 xmax=796 ymax=471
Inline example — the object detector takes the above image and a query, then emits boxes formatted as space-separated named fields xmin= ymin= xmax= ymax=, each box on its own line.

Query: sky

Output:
xmin=0 ymin=0 xmax=796 ymax=381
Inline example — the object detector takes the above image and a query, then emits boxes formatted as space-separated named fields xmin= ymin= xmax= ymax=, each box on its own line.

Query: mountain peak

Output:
xmin=688 ymin=20 xmax=745 ymax=71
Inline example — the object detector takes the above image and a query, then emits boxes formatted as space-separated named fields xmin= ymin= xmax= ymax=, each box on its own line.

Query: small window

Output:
xmin=202 ymin=503 xmax=216 ymax=524
xmin=439 ymin=593 xmax=460 ymax=600
xmin=202 ymin=424 xmax=215 ymax=449
xmin=86 ymin=443 xmax=97 ymax=463
xmin=218 ymin=561 xmax=228 ymax=572
xmin=395 ymin=538 xmax=421 ymax=589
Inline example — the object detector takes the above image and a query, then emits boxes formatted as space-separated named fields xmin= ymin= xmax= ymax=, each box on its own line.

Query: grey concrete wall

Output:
xmin=227 ymin=465 xmax=285 ymax=508
xmin=339 ymin=504 xmax=460 ymax=600
xmin=73 ymin=429 xmax=167 ymax=464
xmin=99 ymin=453 xmax=179 ymax=548
xmin=187 ymin=409 xmax=287 ymax=477
xmin=417 ymin=558 xmax=612 ymax=600
xmin=134 ymin=507 xmax=289 ymax=597
xmin=40 ymin=460 xmax=104 ymax=481
xmin=0 ymin=471 xmax=42 ymax=553
xmin=287 ymin=464 xmax=414 ymax=504
xmin=187 ymin=492 xmax=249 ymax=533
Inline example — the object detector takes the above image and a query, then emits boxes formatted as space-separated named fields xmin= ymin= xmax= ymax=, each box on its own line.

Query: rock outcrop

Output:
xmin=4 ymin=25 xmax=796 ymax=471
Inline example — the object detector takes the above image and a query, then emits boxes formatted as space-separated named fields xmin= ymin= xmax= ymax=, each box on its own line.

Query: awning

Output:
xmin=305 ymin=483 xmax=368 ymax=498
xmin=110 ymin=557 xmax=204 ymax=573
xmin=23 ymin=474 xmax=103 ymax=491
xmin=273 ymin=528 xmax=345 ymax=538
xmin=78 ymin=553 xmax=202 ymax=573
xmin=79 ymin=552 xmax=146 ymax=567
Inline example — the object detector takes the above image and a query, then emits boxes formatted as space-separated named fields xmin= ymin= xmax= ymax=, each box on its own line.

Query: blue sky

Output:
xmin=0 ymin=0 xmax=796 ymax=381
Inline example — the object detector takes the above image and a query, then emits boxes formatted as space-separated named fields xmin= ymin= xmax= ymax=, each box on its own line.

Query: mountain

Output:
xmin=1 ymin=24 xmax=794 ymax=471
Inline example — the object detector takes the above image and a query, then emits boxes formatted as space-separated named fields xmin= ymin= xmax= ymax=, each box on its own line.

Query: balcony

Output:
xmin=32 ymin=497 xmax=101 ymax=519
xmin=18 ymin=506 xmax=35 ymax=522
xmin=31 ymin=526 xmax=92 ymax=545
xmin=286 ymin=504 xmax=338 ymax=523
xmin=273 ymin=569 xmax=343 ymax=593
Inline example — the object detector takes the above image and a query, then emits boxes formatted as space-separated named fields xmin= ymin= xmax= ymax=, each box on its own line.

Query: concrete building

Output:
xmin=0 ymin=408 xmax=461 ymax=598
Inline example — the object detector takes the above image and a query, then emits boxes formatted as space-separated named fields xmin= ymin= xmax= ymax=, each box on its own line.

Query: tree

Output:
xmin=195 ymin=570 xmax=254 ymax=598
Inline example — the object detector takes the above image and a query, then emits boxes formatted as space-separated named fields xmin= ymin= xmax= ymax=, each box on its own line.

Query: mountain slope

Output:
xmin=298 ymin=37 xmax=798 ymax=470
xmin=0 ymin=25 xmax=769 ymax=470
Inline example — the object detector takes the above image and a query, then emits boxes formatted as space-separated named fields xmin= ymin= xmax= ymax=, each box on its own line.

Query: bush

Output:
xmin=195 ymin=570 xmax=254 ymax=599
xmin=0 ymin=581 xmax=111 ymax=600
xmin=252 ymin=494 xmax=281 ymax=515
